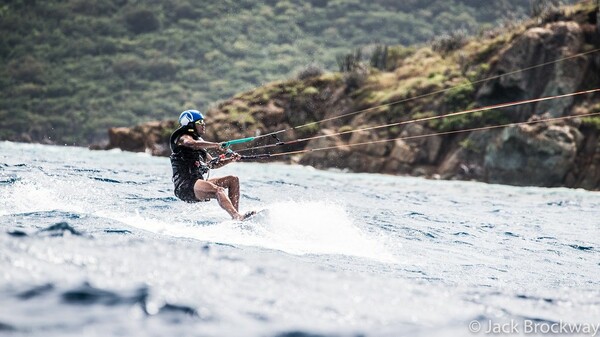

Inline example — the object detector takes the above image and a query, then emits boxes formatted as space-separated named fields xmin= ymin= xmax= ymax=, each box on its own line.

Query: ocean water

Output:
xmin=0 ymin=141 xmax=599 ymax=337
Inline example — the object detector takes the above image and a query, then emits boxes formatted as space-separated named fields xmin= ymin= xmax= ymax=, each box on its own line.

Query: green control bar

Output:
xmin=220 ymin=137 xmax=256 ymax=148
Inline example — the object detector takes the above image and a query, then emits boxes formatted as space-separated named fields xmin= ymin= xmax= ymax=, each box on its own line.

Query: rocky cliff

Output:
xmin=100 ymin=2 xmax=600 ymax=190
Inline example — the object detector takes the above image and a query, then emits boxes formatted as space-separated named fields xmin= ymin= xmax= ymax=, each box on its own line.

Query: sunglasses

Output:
xmin=194 ymin=120 xmax=206 ymax=126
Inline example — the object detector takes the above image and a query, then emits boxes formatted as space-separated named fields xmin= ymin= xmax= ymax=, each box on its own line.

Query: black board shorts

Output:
xmin=174 ymin=178 xmax=211 ymax=203
xmin=174 ymin=179 xmax=199 ymax=203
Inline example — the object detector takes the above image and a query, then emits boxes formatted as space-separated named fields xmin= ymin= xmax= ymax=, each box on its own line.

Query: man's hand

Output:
xmin=216 ymin=151 xmax=241 ymax=166
xmin=217 ymin=143 xmax=229 ymax=152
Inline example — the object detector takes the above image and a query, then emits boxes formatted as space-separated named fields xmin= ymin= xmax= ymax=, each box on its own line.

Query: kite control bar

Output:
xmin=220 ymin=137 xmax=256 ymax=148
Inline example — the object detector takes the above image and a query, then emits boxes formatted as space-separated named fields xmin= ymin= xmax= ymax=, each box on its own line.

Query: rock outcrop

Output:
xmin=477 ymin=21 xmax=588 ymax=119
xmin=105 ymin=120 xmax=176 ymax=156
xmin=483 ymin=117 xmax=583 ymax=186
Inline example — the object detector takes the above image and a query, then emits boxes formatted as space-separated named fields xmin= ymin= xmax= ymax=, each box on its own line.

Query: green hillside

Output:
xmin=0 ymin=0 xmax=573 ymax=144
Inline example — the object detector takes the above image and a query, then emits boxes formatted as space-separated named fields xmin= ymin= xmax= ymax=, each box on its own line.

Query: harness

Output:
xmin=169 ymin=126 xmax=210 ymax=182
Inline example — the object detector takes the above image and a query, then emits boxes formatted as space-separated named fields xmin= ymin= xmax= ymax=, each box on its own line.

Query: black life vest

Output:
xmin=169 ymin=126 xmax=209 ymax=183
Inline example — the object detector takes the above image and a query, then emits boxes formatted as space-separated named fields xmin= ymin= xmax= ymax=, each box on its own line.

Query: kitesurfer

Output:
xmin=169 ymin=109 xmax=255 ymax=220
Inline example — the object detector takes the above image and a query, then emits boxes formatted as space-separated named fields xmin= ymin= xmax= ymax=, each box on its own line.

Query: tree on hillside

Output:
xmin=124 ymin=8 xmax=160 ymax=34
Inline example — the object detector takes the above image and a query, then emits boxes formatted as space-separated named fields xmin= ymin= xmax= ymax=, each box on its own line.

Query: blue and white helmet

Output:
xmin=178 ymin=109 xmax=204 ymax=127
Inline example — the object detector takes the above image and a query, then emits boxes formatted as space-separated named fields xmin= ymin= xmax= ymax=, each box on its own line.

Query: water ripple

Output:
xmin=62 ymin=283 xmax=147 ymax=306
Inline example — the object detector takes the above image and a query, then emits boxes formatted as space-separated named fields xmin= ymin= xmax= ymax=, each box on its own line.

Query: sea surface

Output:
xmin=1 ymin=141 xmax=599 ymax=337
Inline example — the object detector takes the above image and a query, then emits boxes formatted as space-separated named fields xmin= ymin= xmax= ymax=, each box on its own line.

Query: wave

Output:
xmin=113 ymin=201 xmax=396 ymax=263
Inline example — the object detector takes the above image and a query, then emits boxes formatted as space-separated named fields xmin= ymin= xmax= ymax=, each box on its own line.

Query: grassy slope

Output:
xmin=0 ymin=0 xmax=544 ymax=145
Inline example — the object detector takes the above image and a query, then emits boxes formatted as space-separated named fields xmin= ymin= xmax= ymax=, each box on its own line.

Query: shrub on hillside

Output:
xmin=174 ymin=3 xmax=200 ymax=21
xmin=385 ymin=46 xmax=416 ymax=69
xmin=370 ymin=45 xmax=389 ymax=71
xmin=444 ymin=82 xmax=475 ymax=111
xmin=145 ymin=60 xmax=178 ymax=80
xmin=343 ymin=64 xmax=369 ymax=94
xmin=112 ymin=57 xmax=144 ymax=77
xmin=337 ymin=49 xmax=364 ymax=72
xmin=112 ymin=56 xmax=177 ymax=80
xmin=431 ymin=29 xmax=468 ymax=55
xmin=8 ymin=56 xmax=45 ymax=83
xmin=296 ymin=64 xmax=324 ymax=80
xmin=125 ymin=8 xmax=160 ymax=34
xmin=15 ymin=83 xmax=45 ymax=97
xmin=70 ymin=0 xmax=117 ymax=16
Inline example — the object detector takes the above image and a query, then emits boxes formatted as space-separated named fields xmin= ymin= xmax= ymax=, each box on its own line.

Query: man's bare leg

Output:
xmin=193 ymin=180 xmax=244 ymax=220
xmin=208 ymin=176 xmax=240 ymax=211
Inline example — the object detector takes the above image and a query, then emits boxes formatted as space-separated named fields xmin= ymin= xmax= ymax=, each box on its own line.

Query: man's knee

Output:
xmin=227 ymin=175 xmax=239 ymax=185
xmin=214 ymin=186 xmax=227 ymax=199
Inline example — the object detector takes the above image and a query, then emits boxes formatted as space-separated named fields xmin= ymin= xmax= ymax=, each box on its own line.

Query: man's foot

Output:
xmin=242 ymin=211 xmax=256 ymax=220
xmin=233 ymin=211 xmax=256 ymax=221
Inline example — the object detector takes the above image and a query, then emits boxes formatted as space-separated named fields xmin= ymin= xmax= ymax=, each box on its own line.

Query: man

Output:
xmin=170 ymin=109 xmax=255 ymax=220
